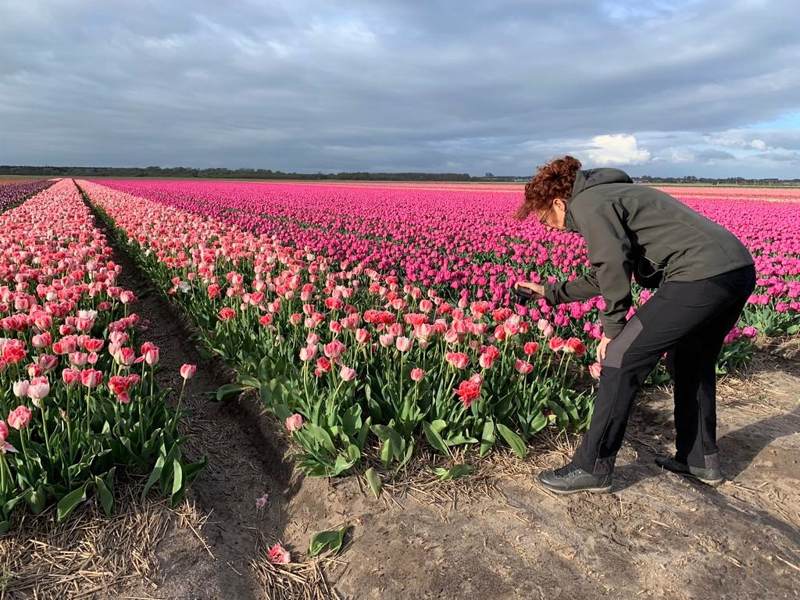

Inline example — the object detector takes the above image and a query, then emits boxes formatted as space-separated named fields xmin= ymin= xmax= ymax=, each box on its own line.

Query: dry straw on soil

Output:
xmin=251 ymin=555 xmax=345 ymax=600
xmin=0 ymin=487 xmax=203 ymax=599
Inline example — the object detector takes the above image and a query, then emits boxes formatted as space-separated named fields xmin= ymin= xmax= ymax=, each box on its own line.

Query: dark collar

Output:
xmin=570 ymin=170 xmax=587 ymax=200
xmin=563 ymin=170 xmax=585 ymax=233
xmin=564 ymin=205 xmax=579 ymax=233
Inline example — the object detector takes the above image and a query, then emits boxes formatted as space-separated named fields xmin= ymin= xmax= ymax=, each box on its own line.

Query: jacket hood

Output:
xmin=570 ymin=168 xmax=633 ymax=198
xmin=564 ymin=168 xmax=632 ymax=232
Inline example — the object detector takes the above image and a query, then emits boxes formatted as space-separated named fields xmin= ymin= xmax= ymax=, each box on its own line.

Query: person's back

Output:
xmin=563 ymin=168 xmax=754 ymax=337
xmin=567 ymin=168 xmax=754 ymax=284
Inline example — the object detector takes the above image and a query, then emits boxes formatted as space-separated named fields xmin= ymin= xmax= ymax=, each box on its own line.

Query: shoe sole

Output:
xmin=545 ymin=484 xmax=613 ymax=495
xmin=656 ymin=461 xmax=724 ymax=486
xmin=680 ymin=473 xmax=724 ymax=486
xmin=536 ymin=475 xmax=613 ymax=495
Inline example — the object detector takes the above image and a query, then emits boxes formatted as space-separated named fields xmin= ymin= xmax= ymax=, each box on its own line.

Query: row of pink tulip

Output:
xmin=0 ymin=179 xmax=200 ymax=530
xmin=94 ymin=179 xmax=799 ymax=338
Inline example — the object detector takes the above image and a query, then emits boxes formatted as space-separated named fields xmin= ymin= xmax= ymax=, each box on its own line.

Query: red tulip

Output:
xmin=80 ymin=369 xmax=103 ymax=389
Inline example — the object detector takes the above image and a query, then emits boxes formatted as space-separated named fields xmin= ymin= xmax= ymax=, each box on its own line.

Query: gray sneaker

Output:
xmin=655 ymin=455 xmax=724 ymax=486
xmin=537 ymin=463 xmax=613 ymax=495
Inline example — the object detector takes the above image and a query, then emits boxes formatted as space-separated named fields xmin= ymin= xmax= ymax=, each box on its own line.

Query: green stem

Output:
xmin=144 ymin=367 xmax=155 ymax=448
xmin=66 ymin=388 xmax=74 ymax=464
xmin=561 ymin=355 xmax=574 ymax=391
xmin=0 ymin=453 xmax=6 ymax=494
xmin=40 ymin=405 xmax=52 ymax=470
xmin=19 ymin=429 xmax=31 ymax=481
xmin=302 ymin=362 xmax=310 ymax=413
xmin=172 ymin=380 xmax=186 ymax=437
xmin=86 ymin=390 xmax=92 ymax=436
xmin=398 ymin=353 xmax=405 ymax=407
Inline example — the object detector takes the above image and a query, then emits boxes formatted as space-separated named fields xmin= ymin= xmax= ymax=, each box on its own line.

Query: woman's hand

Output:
xmin=514 ymin=281 xmax=545 ymax=299
xmin=597 ymin=335 xmax=613 ymax=363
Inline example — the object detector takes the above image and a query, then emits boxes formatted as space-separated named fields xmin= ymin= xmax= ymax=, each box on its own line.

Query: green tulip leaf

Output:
xmin=497 ymin=423 xmax=528 ymax=458
xmin=422 ymin=421 xmax=451 ymax=457
xmin=434 ymin=463 xmax=474 ymax=481
xmin=94 ymin=476 xmax=114 ymax=516
xmin=480 ymin=420 xmax=496 ymax=457
xmin=309 ymin=526 xmax=348 ymax=557
xmin=57 ymin=482 xmax=91 ymax=522
xmin=215 ymin=383 xmax=251 ymax=402
xmin=364 ymin=467 xmax=382 ymax=499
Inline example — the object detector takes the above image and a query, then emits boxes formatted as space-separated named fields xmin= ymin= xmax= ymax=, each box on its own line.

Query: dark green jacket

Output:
xmin=543 ymin=168 xmax=754 ymax=338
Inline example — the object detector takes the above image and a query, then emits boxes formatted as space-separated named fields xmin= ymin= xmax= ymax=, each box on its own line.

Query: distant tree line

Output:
xmin=635 ymin=175 xmax=800 ymax=186
xmin=0 ymin=165 xmax=479 ymax=181
xmin=1 ymin=165 xmax=798 ymax=186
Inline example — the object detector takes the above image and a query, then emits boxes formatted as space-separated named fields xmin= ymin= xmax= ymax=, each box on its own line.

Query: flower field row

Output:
xmin=658 ymin=185 xmax=800 ymax=201
xmin=79 ymin=180 xmax=598 ymax=476
xmin=0 ymin=179 xmax=55 ymax=213
xmin=0 ymin=179 xmax=200 ymax=530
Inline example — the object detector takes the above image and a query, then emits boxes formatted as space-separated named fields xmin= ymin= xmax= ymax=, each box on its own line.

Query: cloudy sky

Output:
xmin=1 ymin=0 xmax=799 ymax=177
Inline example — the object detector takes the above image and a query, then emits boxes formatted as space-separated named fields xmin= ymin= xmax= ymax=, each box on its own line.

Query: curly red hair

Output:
xmin=514 ymin=155 xmax=582 ymax=220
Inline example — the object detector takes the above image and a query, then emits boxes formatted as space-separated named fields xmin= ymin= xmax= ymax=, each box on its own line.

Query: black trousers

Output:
xmin=572 ymin=264 xmax=756 ymax=474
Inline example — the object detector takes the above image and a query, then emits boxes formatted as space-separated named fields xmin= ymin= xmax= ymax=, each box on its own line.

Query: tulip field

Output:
xmin=76 ymin=178 xmax=798 ymax=479
xmin=1 ymin=177 xmax=798 ymax=527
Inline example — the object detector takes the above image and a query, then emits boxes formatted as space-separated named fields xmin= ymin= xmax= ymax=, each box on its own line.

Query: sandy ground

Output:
xmin=2 ymin=203 xmax=798 ymax=599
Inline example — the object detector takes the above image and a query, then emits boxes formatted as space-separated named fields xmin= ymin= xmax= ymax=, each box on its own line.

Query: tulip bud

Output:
xmin=180 ymin=364 xmax=197 ymax=380
xmin=12 ymin=379 xmax=30 ymax=398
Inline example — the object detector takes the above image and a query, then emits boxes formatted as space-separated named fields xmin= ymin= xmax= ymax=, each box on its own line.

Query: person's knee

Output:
xmin=603 ymin=316 xmax=645 ymax=368
xmin=599 ymin=357 xmax=654 ymax=391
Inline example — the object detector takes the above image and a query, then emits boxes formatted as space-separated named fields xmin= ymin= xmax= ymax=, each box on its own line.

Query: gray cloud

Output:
xmin=0 ymin=0 xmax=799 ymax=176
xmin=695 ymin=149 xmax=736 ymax=161
xmin=756 ymin=150 xmax=800 ymax=162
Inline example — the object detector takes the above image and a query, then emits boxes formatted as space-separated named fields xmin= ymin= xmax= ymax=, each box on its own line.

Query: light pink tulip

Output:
xmin=180 ymin=364 xmax=197 ymax=380
xmin=267 ymin=543 xmax=291 ymax=564
xmin=8 ymin=405 xmax=32 ymax=430
xmin=285 ymin=413 xmax=304 ymax=432
xmin=27 ymin=376 xmax=50 ymax=403
xmin=12 ymin=379 xmax=29 ymax=398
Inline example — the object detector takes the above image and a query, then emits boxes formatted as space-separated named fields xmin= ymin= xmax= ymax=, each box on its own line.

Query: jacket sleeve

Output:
xmin=544 ymin=270 xmax=601 ymax=304
xmin=570 ymin=200 xmax=634 ymax=338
